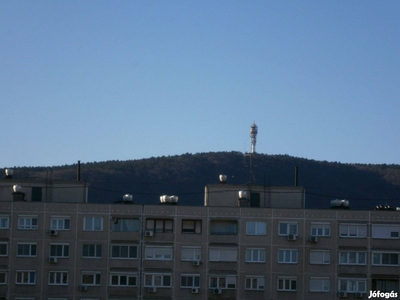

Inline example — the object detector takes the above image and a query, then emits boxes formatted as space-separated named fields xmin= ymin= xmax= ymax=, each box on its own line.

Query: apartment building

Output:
xmin=0 ymin=176 xmax=399 ymax=300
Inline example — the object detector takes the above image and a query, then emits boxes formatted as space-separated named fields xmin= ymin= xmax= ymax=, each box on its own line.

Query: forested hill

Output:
xmin=9 ymin=152 xmax=400 ymax=210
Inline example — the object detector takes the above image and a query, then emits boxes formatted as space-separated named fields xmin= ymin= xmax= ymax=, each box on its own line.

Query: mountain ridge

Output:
xmin=5 ymin=151 xmax=400 ymax=210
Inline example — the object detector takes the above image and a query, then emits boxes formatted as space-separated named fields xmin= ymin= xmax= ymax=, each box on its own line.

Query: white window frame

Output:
xmin=310 ymin=250 xmax=330 ymax=265
xmin=278 ymin=222 xmax=298 ymax=236
xmin=16 ymin=270 xmax=36 ymax=285
xmin=0 ymin=215 xmax=10 ymax=229
xmin=50 ymin=216 xmax=71 ymax=231
xmin=310 ymin=222 xmax=331 ymax=237
xmin=50 ymin=243 xmax=70 ymax=258
xmin=145 ymin=246 xmax=173 ymax=260
xmin=209 ymin=247 xmax=237 ymax=262
xmin=181 ymin=246 xmax=201 ymax=261
xmin=277 ymin=276 xmax=297 ymax=291
xmin=246 ymin=248 xmax=266 ymax=263
xmin=48 ymin=271 xmax=68 ymax=285
xmin=82 ymin=244 xmax=102 ymax=258
xmin=109 ymin=272 xmax=137 ymax=287
xmin=0 ymin=242 xmax=8 ymax=257
xmin=180 ymin=274 xmax=200 ymax=288
xmin=371 ymin=224 xmax=400 ymax=239
xmin=144 ymin=273 xmax=172 ymax=288
xmin=339 ymin=251 xmax=366 ymax=265
xmin=81 ymin=271 xmax=101 ymax=286
xmin=18 ymin=215 xmax=38 ymax=230
xmin=112 ymin=218 xmax=139 ymax=232
xmin=339 ymin=223 xmax=367 ymax=238
xmin=17 ymin=243 xmax=37 ymax=257
xmin=372 ymin=251 xmax=399 ymax=266
xmin=83 ymin=216 xmax=103 ymax=231
xmin=338 ymin=278 xmax=367 ymax=293
xmin=278 ymin=249 xmax=298 ymax=264
xmin=310 ymin=277 xmax=330 ymax=292
xmin=246 ymin=221 xmax=266 ymax=235
xmin=110 ymin=244 xmax=138 ymax=259
xmin=209 ymin=275 xmax=236 ymax=289
xmin=245 ymin=276 xmax=265 ymax=290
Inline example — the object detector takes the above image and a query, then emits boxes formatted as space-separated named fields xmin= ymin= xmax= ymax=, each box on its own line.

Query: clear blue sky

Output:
xmin=1 ymin=1 xmax=399 ymax=168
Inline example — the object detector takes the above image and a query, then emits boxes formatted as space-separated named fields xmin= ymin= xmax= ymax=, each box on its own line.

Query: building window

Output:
xmin=110 ymin=273 xmax=137 ymax=286
xmin=310 ymin=222 xmax=330 ymax=237
xmin=246 ymin=221 xmax=266 ymax=235
xmin=209 ymin=220 xmax=238 ymax=235
xmin=310 ymin=277 xmax=330 ymax=292
xmin=17 ymin=243 xmax=37 ymax=257
xmin=146 ymin=219 xmax=173 ymax=233
xmin=0 ymin=216 xmax=9 ymax=229
xmin=50 ymin=244 xmax=70 ymax=258
xmin=277 ymin=277 xmax=297 ymax=291
xmin=48 ymin=271 xmax=68 ymax=285
xmin=144 ymin=273 xmax=172 ymax=287
xmin=31 ymin=186 xmax=42 ymax=202
xmin=339 ymin=223 xmax=367 ymax=238
xmin=278 ymin=222 xmax=298 ymax=236
xmin=278 ymin=249 xmax=298 ymax=264
xmin=372 ymin=252 xmax=399 ymax=266
xmin=182 ymin=220 xmax=202 ymax=234
xmin=245 ymin=276 xmax=265 ymax=290
xmin=50 ymin=217 xmax=70 ymax=230
xmin=83 ymin=244 xmax=102 ymax=258
xmin=372 ymin=278 xmax=399 ymax=292
xmin=0 ymin=271 xmax=7 ymax=284
xmin=81 ymin=272 xmax=101 ymax=285
xmin=181 ymin=246 xmax=201 ymax=261
xmin=16 ymin=271 xmax=36 ymax=285
xmin=145 ymin=246 xmax=173 ymax=260
xmin=246 ymin=248 xmax=266 ymax=263
xmin=209 ymin=275 xmax=236 ymax=289
xmin=372 ymin=224 xmax=400 ymax=239
xmin=112 ymin=218 xmax=139 ymax=232
xmin=18 ymin=216 xmax=38 ymax=230
xmin=83 ymin=217 xmax=103 ymax=231
xmin=180 ymin=274 xmax=200 ymax=288
xmin=339 ymin=251 xmax=366 ymax=265
xmin=209 ymin=247 xmax=237 ymax=262
xmin=310 ymin=250 xmax=330 ymax=265
xmin=110 ymin=244 xmax=138 ymax=259
xmin=0 ymin=243 xmax=8 ymax=257
xmin=339 ymin=278 xmax=367 ymax=293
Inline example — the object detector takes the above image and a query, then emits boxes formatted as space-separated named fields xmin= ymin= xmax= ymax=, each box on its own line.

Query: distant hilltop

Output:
xmin=5 ymin=151 xmax=400 ymax=210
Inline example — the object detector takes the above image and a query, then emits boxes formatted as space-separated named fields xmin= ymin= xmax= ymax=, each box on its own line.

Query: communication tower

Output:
xmin=250 ymin=122 xmax=258 ymax=154
xmin=245 ymin=122 xmax=258 ymax=184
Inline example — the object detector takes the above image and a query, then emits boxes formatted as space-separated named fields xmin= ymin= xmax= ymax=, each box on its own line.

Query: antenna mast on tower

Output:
xmin=245 ymin=122 xmax=258 ymax=184
xmin=250 ymin=122 xmax=258 ymax=154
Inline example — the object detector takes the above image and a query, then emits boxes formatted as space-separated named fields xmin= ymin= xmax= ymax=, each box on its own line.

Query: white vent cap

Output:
xmin=238 ymin=190 xmax=248 ymax=199
xmin=122 ymin=194 xmax=133 ymax=201
xmin=13 ymin=185 xmax=22 ymax=193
